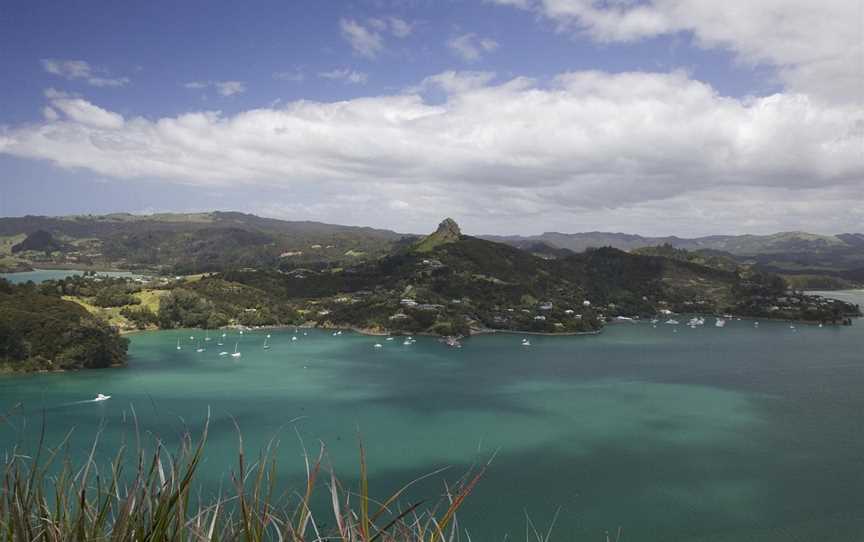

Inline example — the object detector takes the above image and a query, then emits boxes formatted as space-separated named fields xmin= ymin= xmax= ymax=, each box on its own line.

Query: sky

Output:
xmin=0 ymin=0 xmax=862 ymax=236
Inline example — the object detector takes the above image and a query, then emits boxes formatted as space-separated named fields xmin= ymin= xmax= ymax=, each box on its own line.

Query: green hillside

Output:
xmin=0 ymin=279 xmax=129 ymax=372
xmin=0 ymin=212 xmax=408 ymax=274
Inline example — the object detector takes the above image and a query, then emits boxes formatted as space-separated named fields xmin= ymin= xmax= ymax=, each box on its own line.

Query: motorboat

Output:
xmin=93 ymin=393 xmax=111 ymax=402
xmin=715 ymin=318 xmax=726 ymax=328
xmin=521 ymin=338 xmax=531 ymax=346
xmin=373 ymin=343 xmax=383 ymax=348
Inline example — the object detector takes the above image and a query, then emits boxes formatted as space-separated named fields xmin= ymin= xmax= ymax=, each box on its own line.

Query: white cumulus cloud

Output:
xmin=183 ymin=80 xmax=247 ymax=96
xmin=2 ymin=71 xmax=862 ymax=233
xmin=41 ymin=58 xmax=130 ymax=88
xmin=340 ymin=18 xmax=384 ymax=58
xmin=448 ymin=33 xmax=499 ymax=62
xmin=489 ymin=0 xmax=863 ymax=105
xmin=318 ymin=68 xmax=369 ymax=84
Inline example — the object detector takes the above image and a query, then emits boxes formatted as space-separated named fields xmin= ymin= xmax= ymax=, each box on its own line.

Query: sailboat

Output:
xmin=204 ymin=331 xmax=211 ymax=342
xmin=196 ymin=340 xmax=205 ymax=353
xmin=176 ymin=337 xmax=182 ymax=350
xmin=231 ymin=342 xmax=242 ymax=358
xmin=263 ymin=335 xmax=271 ymax=349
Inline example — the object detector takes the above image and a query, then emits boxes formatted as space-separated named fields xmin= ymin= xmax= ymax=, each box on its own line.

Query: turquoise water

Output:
xmin=2 ymin=302 xmax=864 ymax=540
xmin=0 ymin=268 xmax=142 ymax=284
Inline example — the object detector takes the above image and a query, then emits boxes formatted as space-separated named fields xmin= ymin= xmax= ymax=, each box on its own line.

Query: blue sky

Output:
xmin=0 ymin=0 xmax=861 ymax=235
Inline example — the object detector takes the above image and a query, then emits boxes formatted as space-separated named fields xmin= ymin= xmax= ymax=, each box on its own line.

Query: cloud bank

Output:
xmin=2 ymin=70 xmax=861 ymax=233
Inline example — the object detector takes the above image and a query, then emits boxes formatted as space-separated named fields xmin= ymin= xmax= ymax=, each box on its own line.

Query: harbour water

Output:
xmin=0 ymin=268 xmax=142 ymax=284
xmin=1 ymin=299 xmax=863 ymax=540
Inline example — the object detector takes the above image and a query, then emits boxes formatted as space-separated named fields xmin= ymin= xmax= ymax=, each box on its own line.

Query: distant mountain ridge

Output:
xmin=0 ymin=211 xmax=408 ymax=274
xmin=483 ymin=230 xmax=861 ymax=255
xmin=483 ymin=230 xmax=864 ymax=280
xmin=1 ymin=211 xmax=862 ymax=281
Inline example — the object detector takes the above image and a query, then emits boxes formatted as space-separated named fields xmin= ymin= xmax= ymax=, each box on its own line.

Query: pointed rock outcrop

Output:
xmin=414 ymin=218 xmax=462 ymax=252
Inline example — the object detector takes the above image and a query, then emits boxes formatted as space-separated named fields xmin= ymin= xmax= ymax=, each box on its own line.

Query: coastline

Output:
xmin=470 ymin=327 xmax=602 ymax=337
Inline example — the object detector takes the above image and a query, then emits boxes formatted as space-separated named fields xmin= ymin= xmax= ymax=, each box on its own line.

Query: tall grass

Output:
xmin=0 ymin=409 xmax=496 ymax=542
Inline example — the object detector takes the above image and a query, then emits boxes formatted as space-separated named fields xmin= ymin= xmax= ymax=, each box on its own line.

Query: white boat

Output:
xmin=204 ymin=331 xmax=211 ymax=342
xmin=386 ymin=337 xmax=394 ymax=341
xmin=189 ymin=335 xmax=194 ymax=340
xmin=687 ymin=317 xmax=705 ymax=327
xmin=93 ymin=393 xmax=111 ymax=402
xmin=373 ymin=343 xmax=383 ymax=348
xmin=231 ymin=342 xmax=241 ymax=358
xmin=291 ymin=336 xmax=298 ymax=341
xmin=754 ymin=321 xmax=760 ymax=327
xmin=219 ymin=351 xmax=228 ymax=356
xmin=665 ymin=319 xmax=679 ymax=325
xmin=263 ymin=336 xmax=271 ymax=350
xmin=176 ymin=338 xmax=182 ymax=350
xmin=521 ymin=338 xmax=531 ymax=346
xmin=715 ymin=318 xmax=726 ymax=328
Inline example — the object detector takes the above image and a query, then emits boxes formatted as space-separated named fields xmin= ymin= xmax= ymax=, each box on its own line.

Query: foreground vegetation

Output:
xmin=0 ymin=415 xmax=499 ymax=542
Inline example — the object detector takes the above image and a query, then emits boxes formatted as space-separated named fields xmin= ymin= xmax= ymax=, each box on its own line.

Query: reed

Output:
xmin=0 ymin=411 xmax=491 ymax=542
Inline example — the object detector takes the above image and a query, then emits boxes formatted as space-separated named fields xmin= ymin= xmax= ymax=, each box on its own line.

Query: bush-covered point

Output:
xmin=0 ymin=279 xmax=128 ymax=371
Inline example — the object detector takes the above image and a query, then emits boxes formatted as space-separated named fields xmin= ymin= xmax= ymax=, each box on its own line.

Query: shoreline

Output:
xmin=470 ymin=328 xmax=602 ymax=337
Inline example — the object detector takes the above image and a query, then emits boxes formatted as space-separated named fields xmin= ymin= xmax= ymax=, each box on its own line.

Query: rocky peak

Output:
xmin=434 ymin=218 xmax=461 ymax=240
xmin=413 ymin=218 xmax=462 ymax=252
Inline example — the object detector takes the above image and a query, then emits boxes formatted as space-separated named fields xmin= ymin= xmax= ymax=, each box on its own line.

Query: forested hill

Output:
xmin=484 ymin=230 xmax=864 ymax=282
xmin=1 ymin=219 xmax=859 ymax=373
xmin=227 ymin=219 xmax=861 ymax=335
xmin=0 ymin=279 xmax=129 ymax=372
xmin=0 ymin=212 xmax=409 ymax=274
xmin=3 ymin=212 xmax=862 ymax=282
